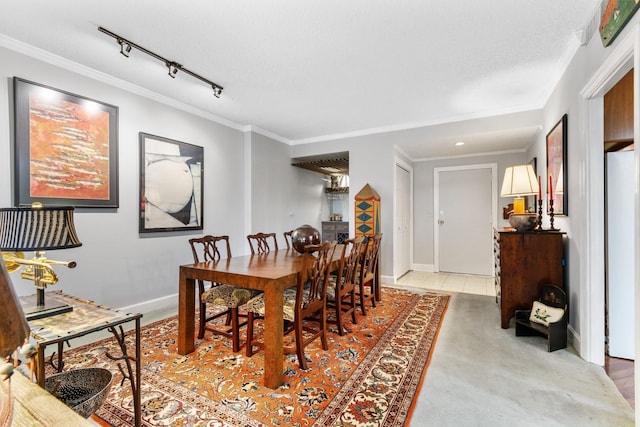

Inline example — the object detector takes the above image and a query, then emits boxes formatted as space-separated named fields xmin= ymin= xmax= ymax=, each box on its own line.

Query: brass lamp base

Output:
xmin=19 ymin=292 xmax=72 ymax=321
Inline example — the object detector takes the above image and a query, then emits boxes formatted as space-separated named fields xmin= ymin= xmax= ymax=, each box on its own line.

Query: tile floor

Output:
xmin=394 ymin=270 xmax=496 ymax=297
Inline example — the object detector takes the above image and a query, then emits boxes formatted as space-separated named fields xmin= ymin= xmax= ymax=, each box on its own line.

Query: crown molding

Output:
xmin=0 ymin=34 xmax=245 ymax=132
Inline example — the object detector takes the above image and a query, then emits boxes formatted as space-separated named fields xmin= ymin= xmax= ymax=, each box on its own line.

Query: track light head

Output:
xmin=212 ymin=85 xmax=223 ymax=98
xmin=167 ymin=62 xmax=180 ymax=78
xmin=118 ymin=39 xmax=132 ymax=57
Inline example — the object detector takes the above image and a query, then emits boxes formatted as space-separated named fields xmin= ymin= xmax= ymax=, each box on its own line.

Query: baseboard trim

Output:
xmin=118 ymin=293 xmax=178 ymax=316
xmin=412 ymin=264 xmax=434 ymax=272
xmin=568 ymin=324 xmax=583 ymax=361
xmin=381 ymin=275 xmax=394 ymax=285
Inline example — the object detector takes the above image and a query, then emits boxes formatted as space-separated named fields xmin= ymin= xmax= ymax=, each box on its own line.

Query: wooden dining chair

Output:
xmin=188 ymin=235 xmax=260 ymax=352
xmin=283 ymin=230 xmax=294 ymax=250
xmin=356 ymin=233 xmax=382 ymax=315
xmin=247 ymin=232 xmax=279 ymax=254
xmin=326 ymin=235 xmax=365 ymax=335
xmin=244 ymin=240 xmax=337 ymax=370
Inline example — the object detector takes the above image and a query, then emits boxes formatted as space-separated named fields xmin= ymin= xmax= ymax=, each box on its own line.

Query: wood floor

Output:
xmin=605 ymin=355 xmax=635 ymax=408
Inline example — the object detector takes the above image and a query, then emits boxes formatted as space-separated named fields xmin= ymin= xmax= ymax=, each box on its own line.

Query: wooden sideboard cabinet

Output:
xmin=494 ymin=230 xmax=565 ymax=328
xmin=322 ymin=221 xmax=349 ymax=243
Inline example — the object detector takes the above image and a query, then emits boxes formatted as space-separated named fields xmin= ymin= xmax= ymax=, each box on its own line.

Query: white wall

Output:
xmin=247 ymin=131 xmax=328 ymax=245
xmin=0 ymin=45 xmax=247 ymax=311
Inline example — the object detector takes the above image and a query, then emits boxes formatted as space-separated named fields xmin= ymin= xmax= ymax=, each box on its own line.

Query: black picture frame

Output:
xmin=139 ymin=132 xmax=203 ymax=233
xmin=546 ymin=114 xmax=568 ymax=216
xmin=13 ymin=77 xmax=119 ymax=208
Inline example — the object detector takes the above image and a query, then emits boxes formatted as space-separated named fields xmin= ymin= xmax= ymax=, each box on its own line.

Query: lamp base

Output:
xmin=508 ymin=213 xmax=537 ymax=232
xmin=19 ymin=293 xmax=72 ymax=321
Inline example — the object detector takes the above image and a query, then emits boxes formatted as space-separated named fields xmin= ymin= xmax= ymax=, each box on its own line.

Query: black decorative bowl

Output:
xmin=45 ymin=368 xmax=113 ymax=418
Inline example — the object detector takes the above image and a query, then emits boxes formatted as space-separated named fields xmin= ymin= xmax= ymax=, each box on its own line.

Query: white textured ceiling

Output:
xmin=0 ymin=1 xmax=601 ymax=159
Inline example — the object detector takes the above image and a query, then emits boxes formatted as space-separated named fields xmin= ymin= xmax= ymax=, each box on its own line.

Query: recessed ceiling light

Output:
xmin=455 ymin=141 xmax=465 ymax=146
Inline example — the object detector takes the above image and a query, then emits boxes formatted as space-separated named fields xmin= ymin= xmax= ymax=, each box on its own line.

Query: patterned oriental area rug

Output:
xmin=50 ymin=288 xmax=449 ymax=426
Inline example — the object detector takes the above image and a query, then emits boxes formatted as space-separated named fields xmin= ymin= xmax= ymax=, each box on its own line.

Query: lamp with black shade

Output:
xmin=0 ymin=203 xmax=82 ymax=320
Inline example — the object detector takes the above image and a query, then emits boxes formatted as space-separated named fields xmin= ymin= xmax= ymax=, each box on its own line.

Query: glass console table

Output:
xmin=19 ymin=290 xmax=142 ymax=426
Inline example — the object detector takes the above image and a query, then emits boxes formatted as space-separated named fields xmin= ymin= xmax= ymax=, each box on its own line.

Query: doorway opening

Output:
xmin=603 ymin=68 xmax=635 ymax=407
xmin=394 ymin=158 xmax=413 ymax=281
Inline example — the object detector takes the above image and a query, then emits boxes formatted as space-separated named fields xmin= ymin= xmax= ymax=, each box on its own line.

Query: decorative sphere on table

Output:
xmin=291 ymin=224 xmax=321 ymax=254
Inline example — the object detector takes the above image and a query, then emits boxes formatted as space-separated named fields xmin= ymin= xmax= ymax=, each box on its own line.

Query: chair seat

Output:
xmin=326 ymin=276 xmax=341 ymax=301
xmin=244 ymin=287 xmax=299 ymax=322
xmin=202 ymin=285 xmax=258 ymax=308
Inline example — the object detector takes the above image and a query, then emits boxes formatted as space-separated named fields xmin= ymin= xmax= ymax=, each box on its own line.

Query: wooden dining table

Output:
xmin=177 ymin=246 xmax=342 ymax=389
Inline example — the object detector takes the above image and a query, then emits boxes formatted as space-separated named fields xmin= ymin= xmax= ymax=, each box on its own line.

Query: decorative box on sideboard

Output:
xmin=322 ymin=221 xmax=349 ymax=243
xmin=494 ymin=229 xmax=566 ymax=329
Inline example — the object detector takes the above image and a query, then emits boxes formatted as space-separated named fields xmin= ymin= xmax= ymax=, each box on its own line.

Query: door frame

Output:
xmin=393 ymin=157 xmax=413 ymax=281
xmin=579 ymin=25 xmax=637 ymax=365
xmin=579 ymin=22 xmax=639 ymax=422
xmin=433 ymin=163 xmax=498 ymax=272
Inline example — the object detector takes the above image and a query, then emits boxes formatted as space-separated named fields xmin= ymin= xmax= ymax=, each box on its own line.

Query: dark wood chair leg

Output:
xmin=294 ymin=319 xmax=308 ymax=370
xmin=245 ymin=312 xmax=255 ymax=357
xmin=230 ymin=307 xmax=240 ymax=352
xmin=198 ymin=301 xmax=206 ymax=339
xmin=359 ymin=285 xmax=368 ymax=315
xmin=335 ymin=292 xmax=345 ymax=336
xmin=349 ymin=289 xmax=357 ymax=324
xmin=320 ymin=309 xmax=329 ymax=350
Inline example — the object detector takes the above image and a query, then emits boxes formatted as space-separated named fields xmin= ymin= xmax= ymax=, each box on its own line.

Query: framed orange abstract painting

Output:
xmin=13 ymin=77 xmax=118 ymax=207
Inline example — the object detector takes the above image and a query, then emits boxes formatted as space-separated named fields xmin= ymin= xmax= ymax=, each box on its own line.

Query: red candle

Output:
xmin=549 ymin=175 xmax=553 ymax=201
xmin=538 ymin=176 xmax=542 ymax=200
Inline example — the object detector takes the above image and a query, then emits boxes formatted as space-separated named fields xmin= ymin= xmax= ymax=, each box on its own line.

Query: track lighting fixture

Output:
xmin=119 ymin=39 xmax=132 ymax=57
xmin=166 ymin=62 xmax=180 ymax=78
xmin=98 ymin=26 xmax=224 ymax=98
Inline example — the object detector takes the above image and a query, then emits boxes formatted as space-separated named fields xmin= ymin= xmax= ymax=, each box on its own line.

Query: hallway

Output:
xmin=395 ymin=270 xmax=634 ymax=411
xmin=396 ymin=271 xmax=495 ymax=297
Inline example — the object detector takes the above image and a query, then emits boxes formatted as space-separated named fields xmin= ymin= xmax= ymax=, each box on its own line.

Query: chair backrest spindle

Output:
xmin=283 ymin=230 xmax=294 ymax=249
xmin=298 ymin=241 xmax=337 ymax=311
xmin=247 ymin=232 xmax=279 ymax=254
xmin=189 ymin=235 xmax=231 ymax=263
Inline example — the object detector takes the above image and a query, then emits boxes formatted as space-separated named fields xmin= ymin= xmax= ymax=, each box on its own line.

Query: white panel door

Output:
xmin=395 ymin=164 xmax=411 ymax=278
xmin=606 ymin=150 xmax=635 ymax=360
xmin=437 ymin=168 xmax=493 ymax=275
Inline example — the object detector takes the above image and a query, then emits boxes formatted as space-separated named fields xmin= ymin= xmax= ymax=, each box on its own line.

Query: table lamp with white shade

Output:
xmin=500 ymin=164 xmax=539 ymax=231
